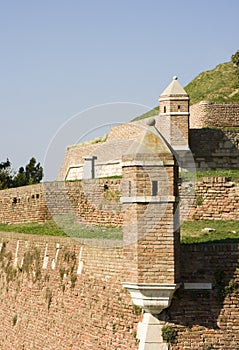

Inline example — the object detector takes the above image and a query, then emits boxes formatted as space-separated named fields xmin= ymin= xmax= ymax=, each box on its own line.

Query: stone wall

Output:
xmin=190 ymin=128 xmax=239 ymax=170
xmin=169 ymin=243 xmax=239 ymax=349
xmin=0 ymin=233 xmax=239 ymax=349
xmin=190 ymin=101 xmax=239 ymax=128
xmin=181 ymin=177 xmax=239 ymax=221
xmin=0 ymin=180 xmax=122 ymax=227
xmin=0 ymin=232 xmax=140 ymax=350
xmin=1 ymin=177 xmax=239 ymax=226
xmin=0 ymin=184 xmax=51 ymax=224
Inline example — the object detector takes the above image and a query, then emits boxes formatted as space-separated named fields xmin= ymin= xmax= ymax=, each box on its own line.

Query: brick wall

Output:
xmin=169 ymin=243 xmax=239 ymax=349
xmin=190 ymin=128 xmax=239 ymax=170
xmin=190 ymin=101 xmax=239 ymax=128
xmin=1 ymin=233 xmax=239 ymax=349
xmin=0 ymin=180 xmax=122 ymax=226
xmin=182 ymin=177 xmax=239 ymax=220
xmin=0 ymin=176 xmax=239 ymax=226
xmin=0 ymin=232 xmax=140 ymax=349
xmin=0 ymin=183 xmax=51 ymax=224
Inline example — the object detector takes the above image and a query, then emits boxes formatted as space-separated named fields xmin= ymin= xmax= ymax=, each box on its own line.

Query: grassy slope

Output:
xmin=132 ymin=61 xmax=239 ymax=121
xmin=0 ymin=220 xmax=239 ymax=244
xmin=185 ymin=61 xmax=239 ymax=105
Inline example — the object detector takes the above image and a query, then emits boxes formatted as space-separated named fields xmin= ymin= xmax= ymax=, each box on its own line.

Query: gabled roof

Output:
xmin=160 ymin=76 xmax=188 ymax=96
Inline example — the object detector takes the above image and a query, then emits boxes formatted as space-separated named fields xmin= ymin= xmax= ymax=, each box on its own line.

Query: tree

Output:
xmin=231 ymin=50 xmax=239 ymax=76
xmin=13 ymin=157 xmax=43 ymax=187
xmin=12 ymin=166 xmax=27 ymax=187
xmin=25 ymin=157 xmax=43 ymax=185
xmin=0 ymin=159 xmax=13 ymax=189
xmin=0 ymin=157 xmax=43 ymax=189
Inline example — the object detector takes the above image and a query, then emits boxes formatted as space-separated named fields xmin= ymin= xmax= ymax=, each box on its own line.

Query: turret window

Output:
xmin=178 ymin=105 xmax=181 ymax=111
xmin=152 ymin=181 xmax=158 ymax=196
xmin=164 ymin=106 xmax=166 ymax=113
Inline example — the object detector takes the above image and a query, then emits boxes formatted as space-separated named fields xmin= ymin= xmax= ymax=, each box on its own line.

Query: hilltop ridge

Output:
xmin=133 ymin=60 xmax=239 ymax=121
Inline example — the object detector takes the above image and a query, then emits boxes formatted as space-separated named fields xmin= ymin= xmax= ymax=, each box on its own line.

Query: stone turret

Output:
xmin=121 ymin=118 xmax=180 ymax=311
xmin=121 ymin=119 xmax=180 ymax=349
xmin=158 ymin=76 xmax=189 ymax=149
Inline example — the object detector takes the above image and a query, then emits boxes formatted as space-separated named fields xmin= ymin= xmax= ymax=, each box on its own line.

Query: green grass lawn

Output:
xmin=0 ymin=219 xmax=239 ymax=244
xmin=180 ymin=169 xmax=239 ymax=183
xmin=0 ymin=220 xmax=123 ymax=240
xmin=181 ymin=220 xmax=239 ymax=244
xmin=0 ymin=220 xmax=67 ymax=237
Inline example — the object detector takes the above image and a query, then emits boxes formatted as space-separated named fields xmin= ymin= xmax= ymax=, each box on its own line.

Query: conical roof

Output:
xmin=160 ymin=76 xmax=188 ymax=97
xmin=123 ymin=118 xmax=173 ymax=159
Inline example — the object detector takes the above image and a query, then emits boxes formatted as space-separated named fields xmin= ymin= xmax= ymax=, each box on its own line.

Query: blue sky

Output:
xmin=0 ymin=0 xmax=238 ymax=180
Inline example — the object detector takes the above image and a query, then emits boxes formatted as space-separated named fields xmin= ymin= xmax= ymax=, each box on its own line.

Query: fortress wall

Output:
xmin=57 ymin=143 xmax=99 ymax=181
xmin=0 ymin=183 xmax=51 ymax=224
xmin=190 ymin=128 xmax=239 ymax=170
xmin=0 ymin=177 xmax=239 ymax=226
xmin=181 ymin=177 xmax=239 ymax=221
xmin=107 ymin=122 xmax=142 ymax=141
xmin=169 ymin=243 xmax=239 ymax=349
xmin=0 ymin=179 xmax=122 ymax=226
xmin=0 ymin=233 xmax=239 ymax=349
xmin=0 ymin=232 xmax=140 ymax=350
xmin=190 ymin=101 xmax=239 ymax=128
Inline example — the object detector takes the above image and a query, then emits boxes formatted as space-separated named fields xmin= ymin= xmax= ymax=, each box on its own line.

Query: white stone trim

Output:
xmin=120 ymin=195 xmax=175 ymax=203
xmin=122 ymin=160 xmax=174 ymax=167
xmin=122 ymin=282 xmax=179 ymax=314
xmin=160 ymin=112 xmax=190 ymax=116
xmin=159 ymin=97 xmax=189 ymax=102
xmin=184 ymin=283 xmax=212 ymax=290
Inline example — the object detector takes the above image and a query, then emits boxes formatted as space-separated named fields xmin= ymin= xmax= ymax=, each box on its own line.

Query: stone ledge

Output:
xmin=122 ymin=282 xmax=179 ymax=314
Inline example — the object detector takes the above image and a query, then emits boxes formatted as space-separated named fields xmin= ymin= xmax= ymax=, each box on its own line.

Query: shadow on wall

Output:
xmin=158 ymin=243 xmax=239 ymax=347
xmin=190 ymin=129 xmax=239 ymax=170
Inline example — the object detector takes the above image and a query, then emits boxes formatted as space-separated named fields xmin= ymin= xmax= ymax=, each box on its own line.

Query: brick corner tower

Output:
xmin=121 ymin=118 xmax=180 ymax=317
xmin=158 ymin=76 xmax=189 ymax=150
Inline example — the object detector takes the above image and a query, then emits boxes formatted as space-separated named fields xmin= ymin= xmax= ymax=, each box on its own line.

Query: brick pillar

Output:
xmin=121 ymin=118 xmax=180 ymax=315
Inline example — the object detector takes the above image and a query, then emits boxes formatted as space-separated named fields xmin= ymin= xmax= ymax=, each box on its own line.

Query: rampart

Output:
xmin=181 ymin=176 xmax=239 ymax=220
xmin=0 ymin=180 xmax=122 ymax=226
xmin=190 ymin=128 xmax=239 ymax=170
xmin=0 ymin=177 xmax=239 ymax=226
xmin=0 ymin=233 xmax=239 ymax=349
xmin=190 ymin=101 xmax=239 ymax=128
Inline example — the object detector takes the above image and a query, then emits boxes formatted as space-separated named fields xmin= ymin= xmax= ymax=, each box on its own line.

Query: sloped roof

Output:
xmin=160 ymin=76 xmax=188 ymax=96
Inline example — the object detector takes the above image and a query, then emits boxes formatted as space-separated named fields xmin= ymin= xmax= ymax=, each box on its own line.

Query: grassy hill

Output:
xmin=185 ymin=61 xmax=239 ymax=105
xmin=133 ymin=61 xmax=239 ymax=121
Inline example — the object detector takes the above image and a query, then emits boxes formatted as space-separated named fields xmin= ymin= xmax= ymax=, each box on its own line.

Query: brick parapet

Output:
xmin=190 ymin=101 xmax=239 ymax=128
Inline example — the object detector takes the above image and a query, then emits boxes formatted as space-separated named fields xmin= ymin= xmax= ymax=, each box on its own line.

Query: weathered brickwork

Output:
xmin=0 ymin=232 xmax=141 ymax=349
xmin=0 ymin=234 xmax=239 ymax=349
xmin=1 ymin=176 xmax=239 ymax=226
xmin=190 ymin=101 xmax=239 ymax=128
xmin=190 ymin=128 xmax=239 ymax=170
xmin=0 ymin=179 xmax=122 ymax=226
xmin=169 ymin=243 xmax=239 ymax=350
xmin=182 ymin=177 xmax=239 ymax=220
xmin=0 ymin=184 xmax=51 ymax=224
xmin=121 ymin=125 xmax=180 ymax=285
xmin=57 ymin=142 xmax=99 ymax=181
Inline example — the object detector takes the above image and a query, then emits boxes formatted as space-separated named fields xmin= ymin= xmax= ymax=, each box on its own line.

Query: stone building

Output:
xmin=57 ymin=77 xmax=239 ymax=181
